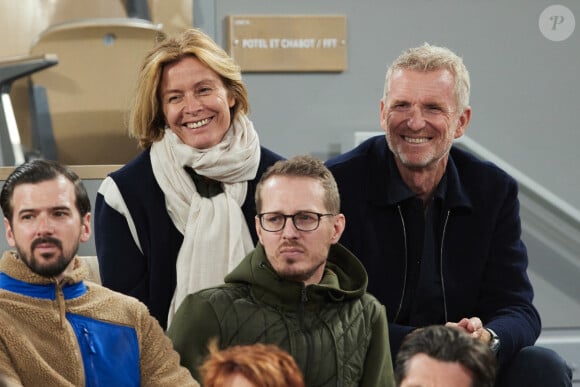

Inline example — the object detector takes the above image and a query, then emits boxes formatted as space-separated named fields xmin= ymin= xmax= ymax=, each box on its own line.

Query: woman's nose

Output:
xmin=183 ymin=93 xmax=202 ymax=114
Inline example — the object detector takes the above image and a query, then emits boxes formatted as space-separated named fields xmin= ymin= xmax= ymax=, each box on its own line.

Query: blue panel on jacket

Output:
xmin=67 ymin=313 xmax=140 ymax=387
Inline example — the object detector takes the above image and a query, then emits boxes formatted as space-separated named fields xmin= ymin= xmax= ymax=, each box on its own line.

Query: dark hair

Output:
xmin=395 ymin=325 xmax=497 ymax=387
xmin=0 ymin=159 xmax=90 ymax=223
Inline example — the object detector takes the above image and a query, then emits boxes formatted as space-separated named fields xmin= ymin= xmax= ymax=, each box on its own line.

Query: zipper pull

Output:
xmin=82 ymin=327 xmax=97 ymax=354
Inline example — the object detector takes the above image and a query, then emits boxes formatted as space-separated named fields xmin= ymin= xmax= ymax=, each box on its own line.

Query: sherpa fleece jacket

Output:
xmin=0 ymin=251 xmax=199 ymax=387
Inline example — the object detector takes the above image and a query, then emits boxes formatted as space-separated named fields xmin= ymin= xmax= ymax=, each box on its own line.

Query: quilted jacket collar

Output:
xmin=224 ymin=243 xmax=368 ymax=310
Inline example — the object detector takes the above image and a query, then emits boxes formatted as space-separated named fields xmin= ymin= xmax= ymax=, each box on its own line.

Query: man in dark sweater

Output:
xmin=326 ymin=43 xmax=572 ymax=386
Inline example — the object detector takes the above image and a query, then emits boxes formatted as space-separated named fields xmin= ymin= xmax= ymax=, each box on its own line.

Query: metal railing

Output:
xmin=455 ymin=136 xmax=580 ymax=311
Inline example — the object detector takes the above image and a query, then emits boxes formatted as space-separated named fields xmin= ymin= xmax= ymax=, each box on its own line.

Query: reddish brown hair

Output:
xmin=201 ymin=341 xmax=305 ymax=387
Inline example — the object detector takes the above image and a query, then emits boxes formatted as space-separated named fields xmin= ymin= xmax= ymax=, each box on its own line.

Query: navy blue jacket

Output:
xmin=326 ymin=135 xmax=541 ymax=368
xmin=94 ymin=147 xmax=283 ymax=329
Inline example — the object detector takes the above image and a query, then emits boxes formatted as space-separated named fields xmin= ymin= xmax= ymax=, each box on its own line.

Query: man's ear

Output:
xmin=80 ymin=213 xmax=92 ymax=243
xmin=454 ymin=106 xmax=472 ymax=139
xmin=255 ymin=216 xmax=264 ymax=244
xmin=380 ymin=99 xmax=388 ymax=130
xmin=4 ymin=218 xmax=15 ymax=247
xmin=330 ymin=214 xmax=346 ymax=244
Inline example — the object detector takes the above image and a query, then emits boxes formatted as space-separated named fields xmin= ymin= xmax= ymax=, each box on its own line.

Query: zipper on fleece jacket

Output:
xmin=56 ymin=285 xmax=67 ymax=328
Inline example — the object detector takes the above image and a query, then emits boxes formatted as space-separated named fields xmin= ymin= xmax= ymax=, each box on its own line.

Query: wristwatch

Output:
xmin=486 ymin=328 xmax=501 ymax=354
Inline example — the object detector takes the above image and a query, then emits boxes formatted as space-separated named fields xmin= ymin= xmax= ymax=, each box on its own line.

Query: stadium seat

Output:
xmin=29 ymin=18 xmax=164 ymax=165
xmin=0 ymin=0 xmax=129 ymax=159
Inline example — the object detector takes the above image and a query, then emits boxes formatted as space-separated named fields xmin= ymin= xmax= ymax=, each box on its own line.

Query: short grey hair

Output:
xmin=383 ymin=43 xmax=470 ymax=113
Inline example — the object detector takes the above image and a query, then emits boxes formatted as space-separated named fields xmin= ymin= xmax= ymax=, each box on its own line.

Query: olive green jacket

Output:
xmin=168 ymin=243 xmax=395 ymax=387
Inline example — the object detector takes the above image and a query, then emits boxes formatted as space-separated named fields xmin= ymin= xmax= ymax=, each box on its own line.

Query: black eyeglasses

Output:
xmin=257 ymin=211 xmax=335 ymax=232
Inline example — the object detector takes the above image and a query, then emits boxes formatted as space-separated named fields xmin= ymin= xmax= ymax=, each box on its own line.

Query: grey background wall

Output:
xmin=194 ymin=0 xmax=580 ymax=212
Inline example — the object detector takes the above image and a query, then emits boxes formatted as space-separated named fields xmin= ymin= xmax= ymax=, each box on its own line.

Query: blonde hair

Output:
xmin=201 ymin=340 xmax=305 ymax=387
xmin=129 ymin=28 xmax=249 ymax=148
xmin=383 ymin=42 xmax=470 ymax=113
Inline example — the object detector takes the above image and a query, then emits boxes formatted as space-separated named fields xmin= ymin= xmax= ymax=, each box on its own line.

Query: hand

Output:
xmin=445 ymin=316 xmax=482 ymax=333
xmin=445 ymin=317 xmax=491 ymax=344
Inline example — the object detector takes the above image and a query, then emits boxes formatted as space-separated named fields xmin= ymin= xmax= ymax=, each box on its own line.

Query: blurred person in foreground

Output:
xmin=95 ymin=28 xmax=283 ymax=329
xmin=325 ymin=43 xmax=572 ymax=386
xmin=168 ymin=155 xmax=395 ymax=387
xmin=0 ymin=159 xmax=198 ymax=386
xmin=201 ymin=341 xmax=304 ymax=387
xmin=395 ymin=325 xmax=496 ymax=387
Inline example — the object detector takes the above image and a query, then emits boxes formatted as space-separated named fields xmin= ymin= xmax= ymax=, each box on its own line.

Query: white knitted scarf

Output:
xmin=150 ymin=114 xmax=260 ymax=326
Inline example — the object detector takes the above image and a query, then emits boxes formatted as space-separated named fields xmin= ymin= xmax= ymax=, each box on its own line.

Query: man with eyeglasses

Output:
xmin=168 ymin=155 xmax=395 ymax=387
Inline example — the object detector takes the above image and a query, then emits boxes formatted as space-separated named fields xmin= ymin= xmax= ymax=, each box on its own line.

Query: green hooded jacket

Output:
xmin=168 ymin=243 xmax=395 ymax=387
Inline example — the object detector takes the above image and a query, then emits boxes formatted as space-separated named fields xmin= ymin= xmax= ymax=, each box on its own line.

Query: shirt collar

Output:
xmin=385 ymin=154 xmax=448 ymax=205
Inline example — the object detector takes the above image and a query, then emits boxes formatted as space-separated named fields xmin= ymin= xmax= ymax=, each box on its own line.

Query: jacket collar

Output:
xmin=366 ymin=136 xmax=472 ymax=211
xmin=0 ymin=251 xmax=88 ymax=300
xmin=224 ymin=243 xmax=368 ymax=310
xmin=0 ymin=272 xmax=87 ymax=300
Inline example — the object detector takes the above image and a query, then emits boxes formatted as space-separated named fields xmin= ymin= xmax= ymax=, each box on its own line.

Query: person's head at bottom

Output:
xmin=200 ymin=340 xmax=304 ymax=387
xmin=395 ymin=325 xmax=496 ymax=387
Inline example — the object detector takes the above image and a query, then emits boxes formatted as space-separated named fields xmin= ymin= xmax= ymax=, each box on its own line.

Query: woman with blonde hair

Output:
xmin=95 ymin=28 xmax=283 ymax=329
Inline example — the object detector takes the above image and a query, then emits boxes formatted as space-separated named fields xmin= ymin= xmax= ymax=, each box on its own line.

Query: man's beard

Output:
xmin=17 ymin=236 xmax=76 ymax=278
xmin=279 ymin=262 xmax=324 ymax=283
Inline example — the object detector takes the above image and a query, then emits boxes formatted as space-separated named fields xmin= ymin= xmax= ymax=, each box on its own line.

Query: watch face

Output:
xmin=487 ymin=329 xmax=501 ymax=354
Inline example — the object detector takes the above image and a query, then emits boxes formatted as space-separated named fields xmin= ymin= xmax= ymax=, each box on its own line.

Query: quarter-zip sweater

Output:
xmin=167 ymin=243 xmax=395 ymax=387
xmin=0 ymin=251 xmax=198 ymax=387
xmin=326 ymin=135 xmax=541 ymax=369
